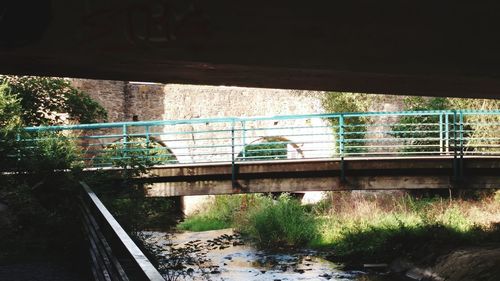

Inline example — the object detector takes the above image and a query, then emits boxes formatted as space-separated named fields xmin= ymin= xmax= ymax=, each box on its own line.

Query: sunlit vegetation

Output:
xmin=178 ymin=190 xmax=500 ymax=261
xmin=312 ymin=191 xmax=500 ymax=262
xmin=237 ymin=137 xmax=288 ymax=161
xmin=94 ymin=136 xmax=178 ymax=168
xmin=178 ymin=195 xmax=245 ymax=231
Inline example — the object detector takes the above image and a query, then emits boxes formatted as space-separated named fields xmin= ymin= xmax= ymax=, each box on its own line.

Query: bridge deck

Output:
xmin=141 ymin=156 xmax=500 ymax=196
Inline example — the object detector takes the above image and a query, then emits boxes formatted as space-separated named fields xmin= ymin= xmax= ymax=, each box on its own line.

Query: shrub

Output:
xmin=321 ymin=93 xmax=374 ymax=155
xmin=238 ymin=138 xmax=288 ymax=161
xmin=237 ymin=194 xmax=317 ymax=248
xmin=95 ymin=137 xmax=178 ymax=169
xmin=0 ymin=75 xmax=107 ymax=125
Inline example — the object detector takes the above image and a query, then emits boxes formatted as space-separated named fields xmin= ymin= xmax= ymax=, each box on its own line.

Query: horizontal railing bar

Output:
xmin=24 ymin=110 xmax=500 ymax=132
xmin=17 ymin=110 xmax=500 ymax=168
xmin=80 ymin=182 xmax=164 ymax=281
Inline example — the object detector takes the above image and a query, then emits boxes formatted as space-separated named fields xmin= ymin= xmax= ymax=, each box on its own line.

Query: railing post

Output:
xmin=122 ymin=124 xmax=128 ymax=161
xmin=452 ymin=110 xmax=459 ymax=184
xmin=339 ymin=115 xmax=346 ymax=182
xmin=231 ymin=120 xmax=237 ymax=188
xmin=16 ymin=132 xmax=21 ymax=162
xmin=241 ymin=120 xmax=246 ymax=160
xmin=145 ymin=125 xmax=150 ymax=161
xmin=459 ymin=111 xmax=464 ymax=180
xmin=445 ymin=113 xmax=450 ymax=154
xmin=439 ymin=113 xmax=444 ymax=154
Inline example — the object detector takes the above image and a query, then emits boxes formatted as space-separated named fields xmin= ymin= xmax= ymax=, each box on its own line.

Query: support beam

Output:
xmin=2 ymin=1 xmax=500 ymax=97
xmin=139 ymin=157 xmax=500 ymax=196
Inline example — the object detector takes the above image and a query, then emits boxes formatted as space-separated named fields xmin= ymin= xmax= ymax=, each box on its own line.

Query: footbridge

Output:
xmin=24 ymin=110 xmax=500 ymax=196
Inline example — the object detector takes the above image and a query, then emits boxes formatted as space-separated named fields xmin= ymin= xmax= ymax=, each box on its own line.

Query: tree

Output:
xmin=321 ymin=92 xmax=375 ymax=155
xmin=390 ymin=97 xmax=451 ymax=153
xmin=0 ymin=84 xmax=23 ymax=167
xmin=392 ymin=96 xmax=500 ymax=154
xmin=0 ymin=75 xmax=107 ymax=126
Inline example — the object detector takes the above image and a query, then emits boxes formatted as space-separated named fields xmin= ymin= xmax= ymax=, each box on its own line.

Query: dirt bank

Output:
xmin=390 ymin=245 xmax=500 ymax=281
xmin=430 ymin=246 xmax=500 ymax=281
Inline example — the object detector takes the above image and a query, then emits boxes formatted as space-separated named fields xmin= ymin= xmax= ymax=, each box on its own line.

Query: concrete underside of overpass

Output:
xmin=140 ymin=157 xmax=500 ymax=197
xmin=2 ymin=1 xmax=500 ymax=98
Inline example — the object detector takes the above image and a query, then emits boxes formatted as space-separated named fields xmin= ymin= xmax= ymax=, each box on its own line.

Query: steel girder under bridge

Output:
xmin=21 ymin=110 xmax=500 ymax=195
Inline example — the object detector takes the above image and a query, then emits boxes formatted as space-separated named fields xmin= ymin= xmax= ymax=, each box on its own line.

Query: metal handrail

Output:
xmin=80 ymin=181 xmax=164 ymax=281
xmin=18 ymin=110 xmax=500 ymax=173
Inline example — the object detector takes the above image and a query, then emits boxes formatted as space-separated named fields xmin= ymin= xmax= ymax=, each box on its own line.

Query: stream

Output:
xmin=142 ymin=229 xmax=401 ymax=281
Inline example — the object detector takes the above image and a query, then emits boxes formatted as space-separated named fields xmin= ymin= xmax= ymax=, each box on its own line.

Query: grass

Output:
xmin=236 ymin=194 xmax=316 ymax=248
xmin=177 ymin=195 xmax=245 ymax=231
xmin=177 ymin=190 xmax=500 ymax=260
xmin=178 ymin=193 xmax=316 ymax=247
xmin=177 ymin=216 xmax=231 ymax=232
xmin=312 ymin=191 xmax=500 ymax=263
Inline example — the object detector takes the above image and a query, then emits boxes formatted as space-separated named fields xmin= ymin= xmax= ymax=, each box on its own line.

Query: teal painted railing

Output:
xmin=21 ymin=110 xmax=500 ymax=168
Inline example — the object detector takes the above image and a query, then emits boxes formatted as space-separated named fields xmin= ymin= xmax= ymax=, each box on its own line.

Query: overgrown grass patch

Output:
xmin=311 ymin=191 xmax=500 ymax=262
xmin=177 ymin=190 xmax=500 ymax=256
xmin=177 ymin=216 xmax=231 ymax=232
xmin=236 ymin=194 xmax=317 ymax=248
xmin=178 ymin=195 xmax=246 ymax=231
xmin=178 ymin=194 xmax=318 ymax=248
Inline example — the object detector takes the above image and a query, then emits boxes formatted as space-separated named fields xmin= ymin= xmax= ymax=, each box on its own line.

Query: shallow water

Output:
xmin=143 ymin=229 xmax=399 ymax=281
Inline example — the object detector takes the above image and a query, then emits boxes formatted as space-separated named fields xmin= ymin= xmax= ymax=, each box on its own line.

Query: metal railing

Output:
xmin=80 ymin=181 xmax=164 ymax=281
xmin=21 ymin=110 xmax=500 ymax=168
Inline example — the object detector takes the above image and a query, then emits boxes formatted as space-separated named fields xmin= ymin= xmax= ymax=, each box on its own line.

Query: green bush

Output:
xmin=321 ymin=92 xmax=374 ymax=155
xmin=238 ymin=137 xmax=288 ymax=161
xmin=19 ymin=131 xmax=83 ymax=172
xmin=179 ymin=194 xmax=318 ymax=248
xmin=390 ymin=97 xmax=450 ymax=154
xmin=237 ymin=194 xmax=317 ymax=248
xmin=95 ymin=137 xmax=178 ymax=169
xmin=0 ymin=75 xmax=107 ymax=125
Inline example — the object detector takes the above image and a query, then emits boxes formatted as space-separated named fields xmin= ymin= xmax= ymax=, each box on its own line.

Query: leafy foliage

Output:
xmin=448 ymin=98 xmax=500 ymax=154
xmin=0 ymin=77 xmax=107 ymax=262
xmin=0 ymin=84 xmax=23 ymax=168
xmin=19 ymin=131 xmax=83 ymax=173
xmin=321 ymin=92 xmax=374 ymax=155
xmin=390 ymin=97 xmax=450 ymax=153
xmin=0 ymin=83 xmax=22 ymax=133
xmin=238 ymin=137 xmax=288 ymax=160
xmin=180 ymin=194 xmax=318 ymax=248
xmin=178 ymin=195 xmax=246 ymax=231
xmin=392 ymin=96 xmax=500 ymax=154
xmin=94 ymin=137 xmax=178 ymax=177
xmin=88 ymin=173 xmax=177 ymax=233
xmin=0 ymin=75 xmax=107 ymax=126
xmin=237 ymin=194 xmax=317 ymax=248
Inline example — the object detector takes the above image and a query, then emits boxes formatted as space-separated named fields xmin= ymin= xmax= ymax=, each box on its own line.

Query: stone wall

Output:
xmin=70 ymin=81 xmax=337 ymax=162
xmin=162 ymin=85 xmax=325 ymax=119
xmin=70 ymin=79 xmax=127 ymax=122
xmin=124 ymin=83 xmax=166 ymax=122
xmin=70 ymin=79 xmax=406 ymax=162
xmin=159 ymin=85 xmax=333 ymax=163
xmin=69 ymin=79 xmax=405 ymax=212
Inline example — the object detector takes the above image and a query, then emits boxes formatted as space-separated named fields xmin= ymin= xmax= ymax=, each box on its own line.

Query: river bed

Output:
xmin=142 ymin=229 xmax=399 ymax=281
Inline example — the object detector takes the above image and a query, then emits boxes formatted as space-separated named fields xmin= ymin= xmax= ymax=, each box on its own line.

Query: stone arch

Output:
xmin=237 ymin=136 xmax=305 ymax=161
